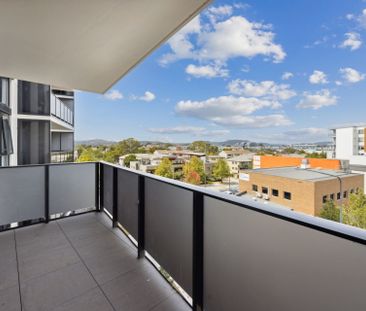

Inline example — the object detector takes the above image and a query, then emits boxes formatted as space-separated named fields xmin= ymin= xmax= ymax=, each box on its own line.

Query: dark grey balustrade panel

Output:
xmin=117 ymin=169 xmax=138 ymax=239
xmin=103 ymin=164 xmax=113 ymax=215
xmin=49 ymin=163 xmax=95 ymax=214
xmin=145 ymin=178 xmax=193 ymax=296
xmin=203 ymin=196 xmax=366 ymax=311
xmin=0 ymin=166 xmax=45 ymax=225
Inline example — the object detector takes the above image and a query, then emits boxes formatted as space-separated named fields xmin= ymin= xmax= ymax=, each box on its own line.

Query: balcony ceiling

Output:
xmin=0 ymin=0 xmax=211 ymax=93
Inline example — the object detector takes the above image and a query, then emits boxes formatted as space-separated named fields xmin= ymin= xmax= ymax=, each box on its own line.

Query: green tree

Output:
xmin=183 ymin=156 xmax=205 ymax=184
xmin=212 ymin=159 xmax=231 ymax=181
xmin=343 ymin=190 xmax=366 ymax=229
xmin=319 ymin=200 xmax=340 ymax=222
xmin=155 ymin=158 xmax=174 ymax=178
xmin=76 ymin=147 xmax=103 ymax=162
xmin=188 ymin=141 xmax=219 ymax=155
xmin=305 ymin=152 xmax=326 ymax=159
xmin=123 ymin=154 xmax=137 ymax=168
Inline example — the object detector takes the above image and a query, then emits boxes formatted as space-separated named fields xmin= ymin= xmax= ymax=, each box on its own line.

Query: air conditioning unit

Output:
xmin=263 ymin=194 xmax=269 ymax=200
xmin=256 ymin=192 xmax=262 ymax=198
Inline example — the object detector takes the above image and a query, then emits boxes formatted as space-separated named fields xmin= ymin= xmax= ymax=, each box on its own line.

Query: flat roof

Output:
xmin=0 ymin=0 xmax=211 ymax=93
xmin=248 ymin=167 xmax=361 ymax=182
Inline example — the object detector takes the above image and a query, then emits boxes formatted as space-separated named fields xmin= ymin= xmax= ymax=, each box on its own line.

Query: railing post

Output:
xmin=95 ymin=162 xmax=101 ymax=212
xmin=192 ymin=191 xmax=204 ymax=311
xmin=44 ymin=165 xmax=50 ymax=223
xmin=112 ymin=166 xmax=118 ymax=227
xmin=100 ymin=163 xmax=104 ymax=212
xmin=137 ymin=175 xmax=145 ymax=259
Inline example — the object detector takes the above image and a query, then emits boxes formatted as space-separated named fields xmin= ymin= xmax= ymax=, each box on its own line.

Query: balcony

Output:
xmin=1 ymin=162 xmax=366 ymax=311
xmin=50 ymin=94 xmax=74 ymax=126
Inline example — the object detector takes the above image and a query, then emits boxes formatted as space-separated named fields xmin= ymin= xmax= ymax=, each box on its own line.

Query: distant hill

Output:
xmin=75 ymin=139 xmax=116 ymax=146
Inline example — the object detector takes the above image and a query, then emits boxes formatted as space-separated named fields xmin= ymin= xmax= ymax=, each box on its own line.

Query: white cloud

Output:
xmin=205 ymin=5 xmax=233 ymax=23
xmin=104 ymin=90 xmax=123 ymax=100
xmin=148 ymin=126 xmax=229 ymax=137
xmin=282 ymin=72 xmax=294 ymax=80
xmin=160 ymin=15 xmax=285 ymax=65
xmin=354 ymin=9 xmax=366 ymax=28
xmin=346 ymin=13 xmax=354 ymax=20
xmin=340 ymin=32 xmax=362 ymax=51
xmin=175 ymin=95 xmax=291 ymax=128
xmin=309 ymin=70 xmax=328 ymax=84
xmin=227 ymin=79 xmax=296 ymax=100
xmin=185 ymin=63 xmax=229 ymax=78
xmin=131 ymin=91 xmax=156 ymax=102
xmin=340 ymin=67 xmax=365 ymax=83
xmin=297 ymin=89 xmax=337 ymax=110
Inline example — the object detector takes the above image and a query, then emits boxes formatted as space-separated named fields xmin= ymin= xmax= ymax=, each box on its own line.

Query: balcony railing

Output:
xmin=50 ymin=94 xmax=74 ymax=125
xmin=1 ymin=161 xmax=366 ymax=310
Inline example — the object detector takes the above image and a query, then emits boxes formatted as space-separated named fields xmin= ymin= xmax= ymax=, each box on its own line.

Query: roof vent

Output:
xmin=300 ymin=158 xmax=310 ymax=169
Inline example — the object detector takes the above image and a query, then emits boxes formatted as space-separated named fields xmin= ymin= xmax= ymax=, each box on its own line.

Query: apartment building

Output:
xmin=239 ymin=166 xmax=364 ymax=216
xmin=253 ymin=155 xmax=346 ymax=170
xmin=219 ymin=149 xmax=247 ymax=158
xmin=227 ymin=154 xmax=254 ymax=178
xmin=0 ymin=77 xmax=74 ymax=166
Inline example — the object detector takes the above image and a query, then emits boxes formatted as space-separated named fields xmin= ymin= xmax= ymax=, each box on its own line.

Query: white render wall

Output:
xmin=335 ymin=127 xmax=357 ymax=159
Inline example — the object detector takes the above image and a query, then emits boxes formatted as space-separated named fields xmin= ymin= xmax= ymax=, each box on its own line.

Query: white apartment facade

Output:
xmin=0 ymin=77 xmax=75 ymax=166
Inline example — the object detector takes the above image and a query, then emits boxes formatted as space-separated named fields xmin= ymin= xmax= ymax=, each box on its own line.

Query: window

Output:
xmin=18 ymin=81 xmax=50 ymax=115
xmin=272 ymin=189 xmax=279 ymax=197
xmin=252 ymin=184 xmax=258 ymax=192
xmin=284 ymin=191 xmax=291 ymax=200
xmin=0 ymin=78 xmax=9 ymax=106
xmin=262 ymin=187 xmax=268 ymax=194
xmin=330 ymin=193 xmax=335 ymax=201
xmin=322 ymin=195 xmax=327 ymax=204
xmin=337 ymin=192 xmax=341 ymax=200
xmin=343 ymin=191 xmax=347 ymax=199
xmin=0 ymin=116 xmax=13 ymax=156
xmin=350 ymin=189 xmax=354 ymax=194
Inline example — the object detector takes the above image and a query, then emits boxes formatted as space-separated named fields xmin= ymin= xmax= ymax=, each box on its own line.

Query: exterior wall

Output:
xmin=239 ymin=172 xmax=364 ymax=216
xmin=335 ymin=127 xmax=357 ymax=159
xmin=313 ymin=175 xmax=364 ymax=215
xmin=239 ymin=172 xmax=316 ymax=215
xmin=253 ymin=155 xmax=341 ymax=170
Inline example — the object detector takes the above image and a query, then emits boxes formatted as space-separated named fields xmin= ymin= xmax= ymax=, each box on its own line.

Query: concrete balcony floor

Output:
xmin=0 ymin=213 xmax=189 ymax=311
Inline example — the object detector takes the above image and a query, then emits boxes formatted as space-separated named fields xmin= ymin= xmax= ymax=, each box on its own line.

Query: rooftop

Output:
xmin=0 ymin=212 xmax=189 ymax=311
xmin=248 ymin=166 xmax=360 ymax=181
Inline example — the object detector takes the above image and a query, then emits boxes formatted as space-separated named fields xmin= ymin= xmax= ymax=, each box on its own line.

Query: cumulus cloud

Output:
xmin=340 ymin=67 xmax=365 ymax=83
xmin=175 ymin=95 xmax=291 ymax=128
xmin=351 ymin=8 xmax=366 ymax=28
xmin=309 ymin=70 xmax=328 ymax=84
xmin=185 ymin=63 xmax=229 ymax=78
xmin=297 ymin=89 xmax=337 ymax=110
xmin=148 ymin=126 xmax=229 ymax=137
xmin=205 ymin=5 xmax=233 ymax=23
xmin=104 ymin=90 xmax=123 ymax=100
xmin=340 ymin=32 xmax=362 ymax=51
xmin=160 ymin=15 xmax=285 ymax=65
xmin=227 ymin=79 xmax=296 ymax=100
xmin=131 ymin=91 xmax=156 ymax=102
xmin=282 ymin=72 xmax=294 ymax=80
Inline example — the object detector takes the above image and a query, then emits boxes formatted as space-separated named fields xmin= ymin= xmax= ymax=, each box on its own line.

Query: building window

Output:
xmin=0 ymin=78 xmax=9 ymax=106
xmin=337 ymin=192 xmax=341 ymax=200
xmin=343 ymin=191 xmax=347 ymax=199
xmin=272 ymin=189 xmax=279 ymax=197
xmin=252 ymin=184 xmax=258 ymax=192
xmin=0 ymin=117 xmax=13 ymax=156
xmin=18 ymin=81 xmax=50 ymax=115
xmin=350 ymin=189 xmax=354 ymax=194
xmin=330 ymin=193 xmax=335 ymax=201
xmin=262 ymin=187 xmax=268 ymax=194
xmin=322 ymin=195 xmax=327 ymax=204
xmin=284 ymin=191 xmax=291 ymax=200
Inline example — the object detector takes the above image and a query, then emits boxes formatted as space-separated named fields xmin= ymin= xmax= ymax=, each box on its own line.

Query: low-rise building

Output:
xmin=239 ymin=166 xmax=364 ymax=216
xmin=219 ymin=149 xmax=246 ymax=159
xmin=227 ymin=154 xmax=254 ymax=178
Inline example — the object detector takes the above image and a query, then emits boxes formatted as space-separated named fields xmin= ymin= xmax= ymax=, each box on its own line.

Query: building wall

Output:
xmin=239 ymin=172 xmax=364 ymax=216
xmin=335 ymin=127 xmax=357 ymax=159
xmin=313 ymin=175 xmax=364 ymax=215
xmin=239 ymin=172 xmax=316 ymax=215
xmin=253 ymin=155 xmax=341 ymax=170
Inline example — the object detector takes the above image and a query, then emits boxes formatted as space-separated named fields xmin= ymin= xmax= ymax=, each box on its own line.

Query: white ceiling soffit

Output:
xmin=0 ymin=0 xmax=211 ymax=93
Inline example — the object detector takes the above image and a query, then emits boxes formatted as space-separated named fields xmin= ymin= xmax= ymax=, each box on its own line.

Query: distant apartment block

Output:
xmin=239 ymin=167 xmax=364 ymax=216
xmin=219 ymin=148 xmax=247 ymax=158
xmin=0 ymin=77 xmax=74 ymax=166
xmin=253 ymin=155 xmax=346 ymax=170
xmin=226 ymin=154 xmax=254 ymax=178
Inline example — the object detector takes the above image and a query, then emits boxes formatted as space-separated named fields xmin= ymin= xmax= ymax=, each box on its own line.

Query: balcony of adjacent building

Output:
xmin=1 ymin=161 xmax=366 ymax=311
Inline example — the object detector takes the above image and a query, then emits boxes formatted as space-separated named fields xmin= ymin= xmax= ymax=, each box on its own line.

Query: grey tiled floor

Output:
xmin=0 ymin=213 xmax=190 ymax=311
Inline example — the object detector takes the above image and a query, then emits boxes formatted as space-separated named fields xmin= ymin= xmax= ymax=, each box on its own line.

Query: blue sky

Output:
xmin=75 ymin=0 xmax=366 ymax=144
